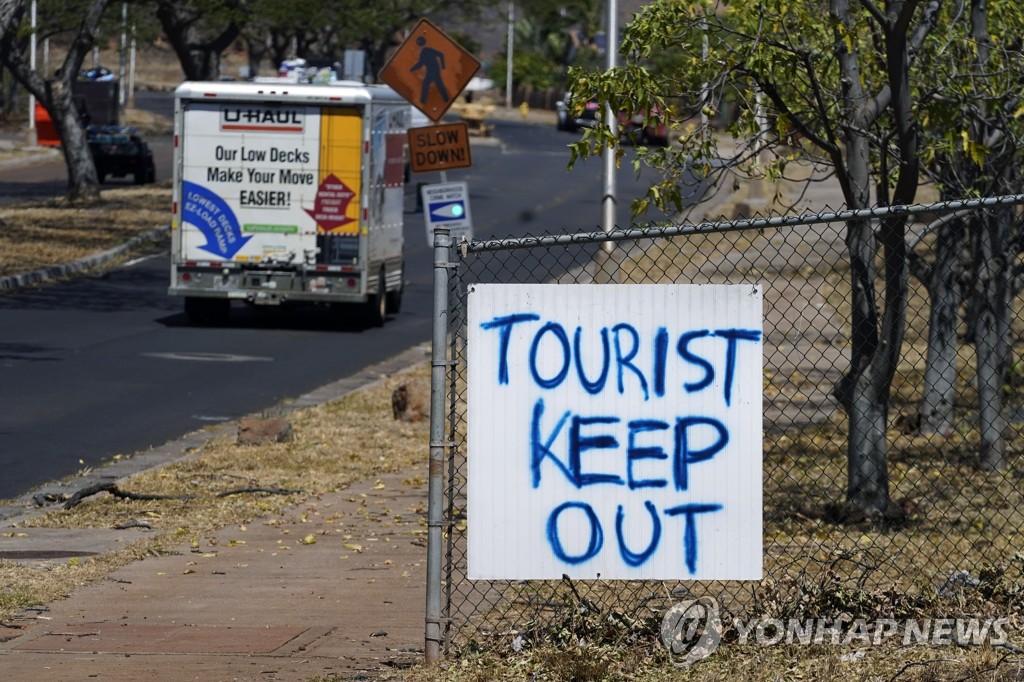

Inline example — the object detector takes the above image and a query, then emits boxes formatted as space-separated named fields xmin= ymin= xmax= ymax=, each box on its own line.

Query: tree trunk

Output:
xmin=846 ymin=374 xmax=892 ymax=515
xmin=972 ymin=211 xmax=1010 ymax=470
xmin=920 ymin=217 xmax=964 ymax=436
xmin=831 ymin=0 xmax=930 ymax=522
xmin=831 ymin=0 xmax=893 ymax=520
xmin=49 ymin=81 xmax=99 ymax=202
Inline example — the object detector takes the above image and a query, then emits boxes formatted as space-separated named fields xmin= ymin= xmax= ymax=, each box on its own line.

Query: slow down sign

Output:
xmin=408 ymin=121 xmax=472 ymax=173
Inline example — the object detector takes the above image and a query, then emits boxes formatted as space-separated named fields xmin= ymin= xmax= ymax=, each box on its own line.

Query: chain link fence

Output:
xmin=425 ymin=195 xmax=1024 ymax=656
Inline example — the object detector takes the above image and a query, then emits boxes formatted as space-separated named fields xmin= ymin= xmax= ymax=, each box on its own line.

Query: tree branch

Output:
xmin=62 ymin=482 xmax=302 ymax=510
xmin=63 ymin=482 xmax=193 ymax=510
xmin=215 ymin=486 xmax=302 ymax=498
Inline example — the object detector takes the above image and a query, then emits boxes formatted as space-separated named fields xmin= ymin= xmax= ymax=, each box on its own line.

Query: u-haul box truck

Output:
xmin=168 ymin=80 xmax=409 ymax=326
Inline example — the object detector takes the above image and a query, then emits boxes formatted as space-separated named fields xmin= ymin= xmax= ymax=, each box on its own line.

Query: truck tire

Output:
xmin=364 ymin=271 xmax=387 ymax=327
xmin=184 ymin=297 xmax=230 ymax=326
xmin=386 ymin=267 xmax=403 ymax=315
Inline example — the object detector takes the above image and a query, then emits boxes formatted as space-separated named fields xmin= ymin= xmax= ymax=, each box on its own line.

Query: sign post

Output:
xmin=379 ymin=18 xmax=481 ymax=122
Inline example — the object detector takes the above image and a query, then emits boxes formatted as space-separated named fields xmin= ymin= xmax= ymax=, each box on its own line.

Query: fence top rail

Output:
xmin=463 ymin=193 xmax=1024 ymax=255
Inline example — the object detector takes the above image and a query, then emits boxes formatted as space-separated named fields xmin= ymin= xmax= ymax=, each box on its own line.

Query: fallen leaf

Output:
xmin=300 ymin=534 xmax=317 ymax=545
xmin=344 ymin=543 xmax=364 ymax=552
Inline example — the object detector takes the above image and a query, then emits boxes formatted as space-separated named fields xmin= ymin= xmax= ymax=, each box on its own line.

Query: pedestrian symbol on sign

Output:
xmin=411 ymin=37 xmax=450 ymax=106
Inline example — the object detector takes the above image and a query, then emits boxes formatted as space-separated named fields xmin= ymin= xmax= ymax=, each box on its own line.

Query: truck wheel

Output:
xmin=184 ymin=297 xmax=230 ymax=326
xmin=386 ymin=269 xmax=403 ymax=314
xmin=364 ymin=272 xmax=387 ymax=327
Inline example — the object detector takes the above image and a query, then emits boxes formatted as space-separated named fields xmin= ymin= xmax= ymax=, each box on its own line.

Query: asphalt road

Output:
xmin=0 ymin=102 xmax=697 ymax=501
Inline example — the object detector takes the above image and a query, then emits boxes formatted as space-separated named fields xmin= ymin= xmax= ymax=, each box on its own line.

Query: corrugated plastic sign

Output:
xmin=467 ymin=284 xmax=764 ymax=580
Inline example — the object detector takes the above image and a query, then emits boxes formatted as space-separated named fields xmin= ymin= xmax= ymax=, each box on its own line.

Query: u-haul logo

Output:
xmin=220 ymin=107 xmax=304 ymax=133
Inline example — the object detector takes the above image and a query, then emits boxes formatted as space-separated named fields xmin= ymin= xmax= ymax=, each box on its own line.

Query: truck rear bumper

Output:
xmin=169 ymin=265 xmax=370 ymax=306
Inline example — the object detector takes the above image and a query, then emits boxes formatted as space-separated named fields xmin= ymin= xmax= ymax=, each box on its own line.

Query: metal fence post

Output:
xmin=425 ymin=225 xmax=452 ymax=664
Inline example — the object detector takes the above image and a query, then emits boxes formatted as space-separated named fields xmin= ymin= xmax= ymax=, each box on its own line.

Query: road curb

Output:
xmin=0 ymin=224 xmax=169 ymax=291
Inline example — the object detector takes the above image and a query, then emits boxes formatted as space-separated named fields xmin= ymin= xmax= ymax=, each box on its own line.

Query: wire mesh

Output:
xmin=436 ymin=196 xmax=1024 ymax=652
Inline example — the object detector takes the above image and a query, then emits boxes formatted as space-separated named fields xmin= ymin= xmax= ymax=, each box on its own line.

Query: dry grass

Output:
xmin=404 ymin=640 xmax=1024 ymax=681
xmin=0 ymin=183 xmax=171 ymax=278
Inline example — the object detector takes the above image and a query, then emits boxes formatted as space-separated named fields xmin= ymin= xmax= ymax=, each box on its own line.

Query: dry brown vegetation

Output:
xmin=0 ymin=182 xmax=171 ymax=279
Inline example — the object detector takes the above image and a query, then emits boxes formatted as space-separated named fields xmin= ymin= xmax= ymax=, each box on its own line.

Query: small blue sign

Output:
xmin=428 ymin=200 xmax=466 ymax=223
xmin=421 ymin=181 xmax=473 ymax=247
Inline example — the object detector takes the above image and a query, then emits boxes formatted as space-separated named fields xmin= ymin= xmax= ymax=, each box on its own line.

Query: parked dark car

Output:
xmin=86 ymin=125 xmax=156 ymax=184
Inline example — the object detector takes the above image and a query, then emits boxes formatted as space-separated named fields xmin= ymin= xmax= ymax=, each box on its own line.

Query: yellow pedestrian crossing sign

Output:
xmin=379 ymin=19 xmax=481 ymax=122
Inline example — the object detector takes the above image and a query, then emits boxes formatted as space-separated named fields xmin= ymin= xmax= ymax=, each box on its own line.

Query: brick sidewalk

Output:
xmin=0 ymin=466 xmax=427 ymax=681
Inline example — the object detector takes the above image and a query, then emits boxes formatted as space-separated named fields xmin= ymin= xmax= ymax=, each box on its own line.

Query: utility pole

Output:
xmin=27 ymin=0 xmax=37 ymax=145
xmin=505 ymin=2 xmax=514 ymax=109
xmin=118 ymin=2 xmax=127 ymax=109
xmin=128 ymin=23 xmax=137 ymax=108
xmin=601 ymin=0 xmax=618 ymax=253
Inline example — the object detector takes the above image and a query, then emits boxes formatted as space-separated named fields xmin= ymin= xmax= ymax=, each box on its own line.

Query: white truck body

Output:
xmin=168 ymin=80 xmax=409 ymax=325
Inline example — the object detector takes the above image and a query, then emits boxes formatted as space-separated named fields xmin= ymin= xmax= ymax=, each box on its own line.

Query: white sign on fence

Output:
xmin=467 ymin=283 xmax=764 ymax=580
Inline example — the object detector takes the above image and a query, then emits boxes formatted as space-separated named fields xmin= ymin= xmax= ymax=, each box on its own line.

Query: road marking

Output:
xmin=142 ymin=352 xmax=273 ymax=363
xmin=122 ymin=253 xmax=163 ymax=267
